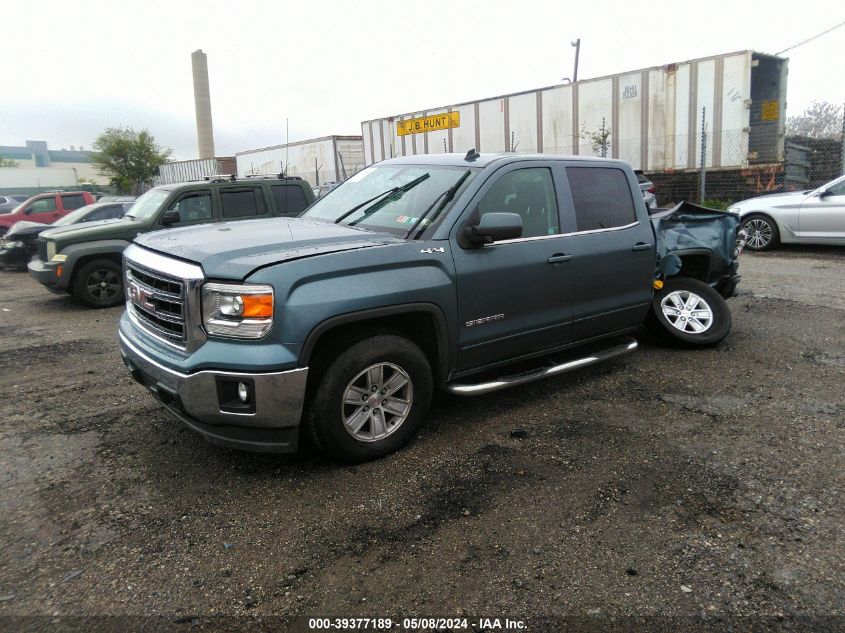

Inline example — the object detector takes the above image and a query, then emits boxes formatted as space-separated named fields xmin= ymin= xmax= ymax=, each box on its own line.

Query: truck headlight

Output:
xmin=46 ymin=240 xmax=56 ymax=261
xmin=202 ymin=283 xmax=274 ymax=339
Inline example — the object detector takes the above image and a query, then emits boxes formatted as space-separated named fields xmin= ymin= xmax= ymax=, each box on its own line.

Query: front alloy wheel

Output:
xmin=741 ymin=214 xmax=779 ymax=252
xmin=308 ymin=334 xmax=433 ymax=462
xmin=660 ymin=290 xmax=714 ymax=334
xmin=342 ymin=362 xmax=413 ymax=442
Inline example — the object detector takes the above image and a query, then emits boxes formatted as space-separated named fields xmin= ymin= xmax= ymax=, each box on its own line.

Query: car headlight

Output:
xmin=202 ymin=282 xmax=274 ymax=339
xmin=727 ymin=206 xmax=740 ymax=214
xmin=46 ymin=240 xmax=56 ymax=261
xmin=4 ymin=240 xmax=24 ymax=248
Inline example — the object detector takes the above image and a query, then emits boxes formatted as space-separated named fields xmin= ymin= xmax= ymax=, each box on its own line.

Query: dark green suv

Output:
xmin=29 ymin=175 xmax=315 ymax=308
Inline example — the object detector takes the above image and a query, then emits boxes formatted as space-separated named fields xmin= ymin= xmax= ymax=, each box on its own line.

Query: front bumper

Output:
xmin=118 ymin=329 xmax=308 ymax=453
xmin=0 ymin=246 xmax=29 ymax=269
xmin=27 ymin=258 xmax=66 ymax=293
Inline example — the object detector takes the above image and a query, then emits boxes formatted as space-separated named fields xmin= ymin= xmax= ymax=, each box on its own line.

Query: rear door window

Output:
xmin=220 ymin=187 xmax=268 ymax=218
xmin=566 ymin=167 xmax=638 ymax=231
xmin=272 ymin=185 xmax=309 ymax=215
xmin=61 ymin=194 xmax=87 ymax=210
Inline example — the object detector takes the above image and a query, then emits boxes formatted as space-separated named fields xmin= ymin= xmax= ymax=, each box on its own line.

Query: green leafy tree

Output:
xmin=0 ymin=157 xmax=19 ymax=167
xmin=92 ymin=127 xmax=172 ymax=194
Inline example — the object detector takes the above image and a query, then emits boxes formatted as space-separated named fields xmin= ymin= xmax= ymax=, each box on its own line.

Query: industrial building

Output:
xmin=0 ymin=140 xmax=109 ymax=186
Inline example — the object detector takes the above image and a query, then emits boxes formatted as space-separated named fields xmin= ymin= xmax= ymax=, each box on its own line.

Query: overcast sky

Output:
xmin=2 ymin=0 xmax=843 ymax=160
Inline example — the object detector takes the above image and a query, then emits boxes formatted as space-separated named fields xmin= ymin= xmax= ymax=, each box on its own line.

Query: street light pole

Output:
xmin=571 ymin=39 xmax=581 ymax=83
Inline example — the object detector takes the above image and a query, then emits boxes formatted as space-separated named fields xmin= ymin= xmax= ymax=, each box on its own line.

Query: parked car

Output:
xmin=0 ymin=191 xmax=96 ymax=234
xmin=118 ymin=152 xmax=744 ymax=462
xmin=730 ymin=174 xmax=845 ymax=251
xmin=315 ymin=181 xmax=341 ymax=199
xmin=0 ymin=201 xmax=133 ymax=270
xmin=29 ymin=175 xmax=315 ymax=308
xmin=635 ymin=170 xmax=657 ymax=209
xmin=96 ymin=195 xmax=136 ymax=204
xmin=0 ymin=195 xmax=30 ymax=214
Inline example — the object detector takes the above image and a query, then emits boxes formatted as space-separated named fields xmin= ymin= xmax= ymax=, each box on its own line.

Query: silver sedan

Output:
xmin=730 ymin=175 xmax=845 ymax=251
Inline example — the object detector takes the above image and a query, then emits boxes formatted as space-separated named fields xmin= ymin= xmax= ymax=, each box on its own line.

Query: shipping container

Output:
xmin=157 ymin=157 xmax=237 ymax=185
xmin=235 ymin=136 xmax=365 ymax=187
xmin=361 ymin=50 xmax=787 ymax=172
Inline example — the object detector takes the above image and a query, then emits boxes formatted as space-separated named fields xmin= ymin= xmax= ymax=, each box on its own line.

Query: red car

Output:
xmin=0 ymin=191 xmax=96 ymax=235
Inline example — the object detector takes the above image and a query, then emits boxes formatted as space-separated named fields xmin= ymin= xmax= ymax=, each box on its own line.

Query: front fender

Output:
xmin=61 ymin=239 xmax=132 ymax=276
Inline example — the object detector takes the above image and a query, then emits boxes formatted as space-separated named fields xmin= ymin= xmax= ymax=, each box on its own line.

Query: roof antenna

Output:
xmin=465 ymin=148 xmax=480 ymax=162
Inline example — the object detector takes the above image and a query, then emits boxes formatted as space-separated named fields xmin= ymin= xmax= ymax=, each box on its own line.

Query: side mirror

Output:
xmin=461 ymin=212 xmax=523 ymax=247
xmin=160 ymin=210 xmax=180 ymax=225
xmin=818 ymin=189 xmax=834 ymax=198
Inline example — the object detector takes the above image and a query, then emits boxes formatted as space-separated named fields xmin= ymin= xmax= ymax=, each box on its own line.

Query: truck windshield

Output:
xmin=125 ymin=189 xmax=170 ymax=220
xmin=301 ymin=165 xmax=477 ymax=236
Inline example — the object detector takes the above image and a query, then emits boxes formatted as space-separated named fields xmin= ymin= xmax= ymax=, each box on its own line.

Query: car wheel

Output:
xmin=307 ymin=334 xmax=433 ymax=462
xmin=647 ymin=276 xmax=732 ymax=347
xmin=73 ymin=259 xmax=124 ymax=308
xmin=741 ymin=213 xmax=779 ymax=251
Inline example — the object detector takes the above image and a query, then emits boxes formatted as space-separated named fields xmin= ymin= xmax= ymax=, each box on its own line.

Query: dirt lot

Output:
xmin=0 ymin=247 xmax=843 ymax=632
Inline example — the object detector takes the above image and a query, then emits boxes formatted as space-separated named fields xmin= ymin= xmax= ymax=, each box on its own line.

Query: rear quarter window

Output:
xmin=272 ymin=185 xmax=309 ymax=215
xmin=61 ymin=194 xmax=87 ymax=210
xmin=566 ymin=167 xmax=638 ymax=231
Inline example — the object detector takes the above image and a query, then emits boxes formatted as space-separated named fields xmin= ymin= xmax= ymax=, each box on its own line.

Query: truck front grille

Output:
xmin=125 ymin=262 xmax=187 ymax=347
xmin=37 ymin=238 xmax=47 ymax=262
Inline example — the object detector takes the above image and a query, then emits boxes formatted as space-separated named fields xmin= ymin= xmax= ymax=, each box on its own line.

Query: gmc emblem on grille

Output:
xmin=128 ymin=281 xmax=156 ymax=313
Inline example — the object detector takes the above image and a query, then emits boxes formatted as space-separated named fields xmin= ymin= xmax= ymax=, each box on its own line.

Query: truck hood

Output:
xmin=40 ymin=218 xmax=143 ymax=242
xmin=134 ymin=217 xmax=405 ymax=279
xmin=5 ymin=221 xmax=49 ymax=238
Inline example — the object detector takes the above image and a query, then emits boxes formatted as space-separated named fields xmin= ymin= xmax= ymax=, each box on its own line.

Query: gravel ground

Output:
xmin=0 ymin=246 xmax=843 ymax=632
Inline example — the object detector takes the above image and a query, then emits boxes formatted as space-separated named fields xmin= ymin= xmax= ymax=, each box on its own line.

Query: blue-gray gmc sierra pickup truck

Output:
xmin=118 ymin=152 xmax=744 ymax=462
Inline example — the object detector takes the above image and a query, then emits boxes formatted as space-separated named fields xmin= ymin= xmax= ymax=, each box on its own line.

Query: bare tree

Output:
xmin=786 ymin=101 xmax=843 ymax=139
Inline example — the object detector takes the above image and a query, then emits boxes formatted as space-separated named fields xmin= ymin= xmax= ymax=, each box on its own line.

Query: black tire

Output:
xmin=73 ymin=259 xmax=124 ymax=308
xmin=647 ymin=276 xmax=731 ymax=347
xmin=741 ymin=213 xmax=779 ymax=252
xmin=307 ymin=334 xmax=433 ymax=463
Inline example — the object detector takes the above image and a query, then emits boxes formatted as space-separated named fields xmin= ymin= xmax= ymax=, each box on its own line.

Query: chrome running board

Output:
xmin=446 ymin=336 xmax=638 ymax=396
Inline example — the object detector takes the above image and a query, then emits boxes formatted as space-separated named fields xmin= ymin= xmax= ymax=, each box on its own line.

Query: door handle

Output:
xmin=632 ymin=242 xmax=653 ymax=251
xmin=547 ymin=253 xmax=574 ymax=264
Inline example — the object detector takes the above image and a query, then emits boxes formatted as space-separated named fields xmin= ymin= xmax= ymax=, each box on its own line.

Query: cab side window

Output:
xmin=827 ymin=179 xmax=845 ymax=196
xmin=567 ymin=167 xmax=637 ymax=231
xmin=167 ymin=191 xmax=212 ymax=222
xmin=27 ymin=198 xmax=58 ymax=214
xmin=220 ymin=187 xmax=267 ymax=218
xmin=478 ymin=168 xmax=559 ymax=238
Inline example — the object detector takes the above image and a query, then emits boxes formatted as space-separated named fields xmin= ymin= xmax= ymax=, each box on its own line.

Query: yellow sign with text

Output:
xmin=397 ymin=112 xmax=460 ymax=136
xmin=761 ymin=100 xmax=779 ymax=122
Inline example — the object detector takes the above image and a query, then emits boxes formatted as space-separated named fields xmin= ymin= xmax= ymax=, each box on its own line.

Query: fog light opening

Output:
xmin=237 ymin=382 xmax=249 ymax=403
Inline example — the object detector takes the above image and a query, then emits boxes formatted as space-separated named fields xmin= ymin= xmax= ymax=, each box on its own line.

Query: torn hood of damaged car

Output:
xmin=134 ymin=217 xmax=405 ymax=279
xmin=650 ymin=202 xmax=741 ymax=277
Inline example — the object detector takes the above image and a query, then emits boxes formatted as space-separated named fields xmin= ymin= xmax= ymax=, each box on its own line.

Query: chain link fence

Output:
xmin=642 ymin=104 xmax=844 ymax=209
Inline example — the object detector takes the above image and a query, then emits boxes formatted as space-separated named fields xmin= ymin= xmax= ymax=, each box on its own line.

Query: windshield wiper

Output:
xmin=405 ymin=170 xmax=471 ymax=239
xmin=333 ymin=173 xmax=430 ymax=225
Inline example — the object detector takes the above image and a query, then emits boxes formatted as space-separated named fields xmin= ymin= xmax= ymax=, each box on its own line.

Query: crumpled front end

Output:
xmin=651 ymin=202 xmax=743 ymax=297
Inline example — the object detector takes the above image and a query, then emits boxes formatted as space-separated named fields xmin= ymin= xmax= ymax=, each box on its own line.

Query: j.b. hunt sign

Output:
xmin=396 ymin=112 xmax=461 ymax=136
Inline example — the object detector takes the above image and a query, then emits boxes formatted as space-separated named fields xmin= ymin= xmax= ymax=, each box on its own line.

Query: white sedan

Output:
xmin=730 ymin=175 xmax=845 ymax=251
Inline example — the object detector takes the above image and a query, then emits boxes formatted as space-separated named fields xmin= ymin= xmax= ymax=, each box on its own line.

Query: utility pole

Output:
xmin=700 ymin=107 xmax=707 ymax=203
xmin=571 ymin=39 xmax=581 ymax=83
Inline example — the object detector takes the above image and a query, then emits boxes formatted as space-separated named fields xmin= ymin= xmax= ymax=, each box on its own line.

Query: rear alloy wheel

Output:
xmin=741 ymin=214 xmax=779 ymax=251
xmin=308 ymin=334 xmax=432 ymax=462
xmin=647 ymin=276 xmax=731 ymax=347
xmin=73 ymin=259 xmax=124 ymax=308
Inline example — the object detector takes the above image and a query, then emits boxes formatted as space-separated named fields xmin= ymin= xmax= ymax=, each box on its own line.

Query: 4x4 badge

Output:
xmin=420 ymin=247 xmax=446 ymax=254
